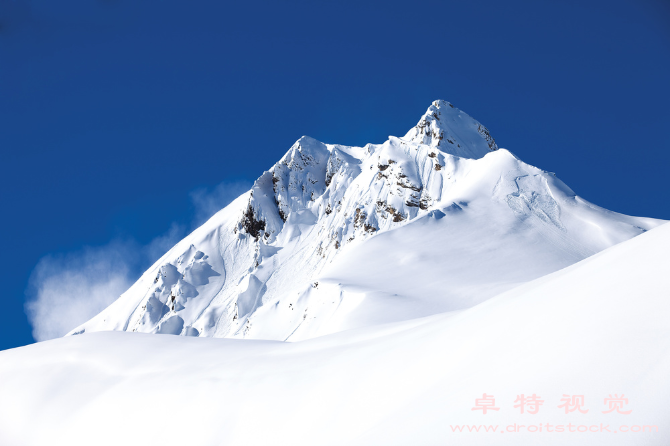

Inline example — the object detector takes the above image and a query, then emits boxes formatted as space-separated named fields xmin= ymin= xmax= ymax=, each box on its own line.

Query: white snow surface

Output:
xmin=67 ymin=99 xmax=663 ymax=341
xmin=1 ymin=219 xmax=669 ymax=446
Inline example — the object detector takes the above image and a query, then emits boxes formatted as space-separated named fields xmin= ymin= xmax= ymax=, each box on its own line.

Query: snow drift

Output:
xmin=1 ymin=213 xmax=668 ymax=446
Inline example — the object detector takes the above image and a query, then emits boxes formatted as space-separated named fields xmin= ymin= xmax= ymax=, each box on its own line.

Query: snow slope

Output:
xmin=1 ymin=218 xmax=668 ymax=446
xmin=68 ymin=100 xmax=663 ymax=341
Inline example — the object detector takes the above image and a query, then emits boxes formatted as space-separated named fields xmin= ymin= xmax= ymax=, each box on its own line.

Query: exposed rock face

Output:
xmin=240 ymin=203 xmax=266 ymax=240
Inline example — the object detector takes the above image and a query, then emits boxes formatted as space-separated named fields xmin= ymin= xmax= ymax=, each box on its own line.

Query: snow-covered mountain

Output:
xmin=69 ymin=100 xmax=663 ymax=341
xmin=2 ymin=209 xmax=669 ymax=446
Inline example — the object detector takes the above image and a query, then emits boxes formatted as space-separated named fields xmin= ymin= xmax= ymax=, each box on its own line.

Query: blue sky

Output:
xmin=1 ymin=0 xmax=669 ymax=350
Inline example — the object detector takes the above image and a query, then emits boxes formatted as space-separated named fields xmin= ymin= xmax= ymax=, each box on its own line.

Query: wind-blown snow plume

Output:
xmin=25 ymin=241 xmax=134 ymax=341
xmin=25 ymin=224 xmax=185 ymax=341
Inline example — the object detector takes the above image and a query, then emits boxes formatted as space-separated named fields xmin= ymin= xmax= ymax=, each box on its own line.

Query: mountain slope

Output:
xmin=68 ymin=100 xmax=663 ymax=341
xmin=2 ymin=215 xmax=669 ymax=446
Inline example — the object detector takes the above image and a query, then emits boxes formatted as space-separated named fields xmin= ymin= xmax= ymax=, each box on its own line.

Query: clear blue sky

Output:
xmin=1 ymin=0 xmax=669 ymax=350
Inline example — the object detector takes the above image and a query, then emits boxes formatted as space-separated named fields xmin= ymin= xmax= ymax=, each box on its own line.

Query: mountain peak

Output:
xmin=65 ymin=100 xmax=663 ymax=345
xmin=402 ymin=100 xmax=499 ymax=159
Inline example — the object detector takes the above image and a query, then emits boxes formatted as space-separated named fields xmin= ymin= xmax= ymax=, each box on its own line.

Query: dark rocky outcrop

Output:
xmin=241 ymin=203 xmax=266 ymax=240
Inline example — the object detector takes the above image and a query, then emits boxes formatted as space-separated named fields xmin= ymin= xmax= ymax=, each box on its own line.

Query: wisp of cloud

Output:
xmin=25 ymin=240 xmax=135 ymax=342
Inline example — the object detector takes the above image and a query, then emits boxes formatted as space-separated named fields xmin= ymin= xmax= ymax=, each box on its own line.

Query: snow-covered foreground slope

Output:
xmin=2 ymin=221 xmax=669 ymax=446
xmin=68 ymin=100 xmax=663 ymax=341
